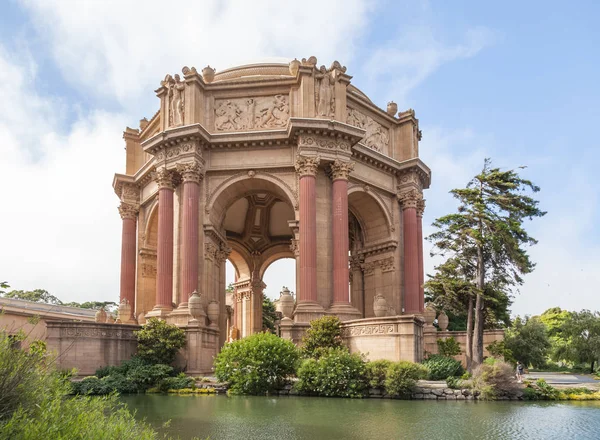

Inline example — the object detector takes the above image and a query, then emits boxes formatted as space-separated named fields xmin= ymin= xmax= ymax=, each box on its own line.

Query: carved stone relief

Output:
xmin=214 ymin=95 xmax=289 ymax=132
xmin=346 ymin=107 xmax=389 ymax=153
xmin=315 ymin=66 xmax=335 ymax=117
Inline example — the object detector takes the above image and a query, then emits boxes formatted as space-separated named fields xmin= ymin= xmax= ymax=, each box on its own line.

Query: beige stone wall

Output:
xmin=424 ymin=328 xmax=505 ymax=366
xmin=47 ymin=322 xmax=139 ymax=376
xmin=341 ymin=315 xmax=424 ymax=363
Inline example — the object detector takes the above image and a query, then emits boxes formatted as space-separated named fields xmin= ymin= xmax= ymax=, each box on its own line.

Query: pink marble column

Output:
xmin=399 ymin=189 xmax=421 ymax=314
xmin=178 ymin=162 xmax=202 ymax=308
xmin=154 ymin=168 xmax=175 ymax=311
xmin=296 ymin=156 xmax=320 ymax=304
xmin=118 ymin=202 xmax=138 ymax=319
xmin=417 ymin=199 xmax=426 ymax=313
xmin=331 ymin=160 xmax=354 ymax=305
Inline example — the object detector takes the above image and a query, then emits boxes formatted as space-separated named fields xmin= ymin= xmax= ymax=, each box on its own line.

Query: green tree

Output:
xmin=134 ymin=318 xmax=186 ymax=365
xmin=428 ymin=158 xmax=546 ymax=368
xmin=65 ymin=300 xmax=118 ymax=313
xmin=226 ymin=282 xmax=234 ymax=293
xmin=552 ymin=310 xmax=600 ymax=373
xmin=504 ymin=316 xmax=551 ymax=368
xmin=301 ymin=316 xmax=345 ymax=358
xmin=1 ymin=288 xmax=63 ymax=305
xmin=262 ymin=296 xmax=278 ymax=333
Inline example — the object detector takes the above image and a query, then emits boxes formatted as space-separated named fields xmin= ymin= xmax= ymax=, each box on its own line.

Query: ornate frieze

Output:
xmin=177 ymin=160 xmax=204 ymax=183
xmin=215 ymin=245 xmax=232 ymax=264
xmin=120 ymin=183 xmax=140 ymax=204
xmin=161 ymin=74 xmax=185 ymax=127
xmin=214 ymin=95 xmax=289 ymax=132
xmin=141 ymin=262 xmax=157 ymax=277
xmin=297 ymin=134 xmax=350 ymax=152
xmin=59 ymin=326 xmax=137 ymax=339
xmin=361 ymin=256 xmax=395 ymax=275
xmin=153 ymin=167 xmax=177 ymax=190
xmin=118 ymin=202 xmax=139 ymax=220
xmin=290 ymin=239 xmax=299 ymax=257
xmin=346 ymin=107 xmax=389 ymax=153
xmin=330 ymin=160 xmax=355 ymax=181
xmin=204 ymin=242 xmax=219 ymax=260
xmin=295 ymin=155 xmax=321 ymax=177
xmin=397 ymin=188 xmax=422 ymax=210
xmin=342 ymin=324 xmax=395 ymax=337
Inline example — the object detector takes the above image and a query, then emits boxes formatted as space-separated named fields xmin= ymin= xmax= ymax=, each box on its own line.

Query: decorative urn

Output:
xmin=202 ymin=65 xmax=215 ymax=83
xmin=423 ymin=305 xmax=436 ymax=327
xmin=279 ymin=287 xmax=295 ymax=319
xmin=373 ymin=293 xmax=388 ymax=318
xmin=188 ymin=290 xmax=205 ymax=323
xmin=437 ymin=311 xmax=449 ymax=331
xmin=95 ymin=308 xmax=107 ymax=323
xmin=289 ymin=58 xmax=300 ymax=76
xmin=207 ymin=300 xmax=220 ymax=327
xmin=387 ymin=101 xmax=398 ymax=116
xmin=117 ymin=298 xmax=132 ymax=323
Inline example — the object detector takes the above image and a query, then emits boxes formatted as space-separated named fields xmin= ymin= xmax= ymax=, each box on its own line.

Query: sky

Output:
xmin=1 ymin=0 xmax=598 ymax=317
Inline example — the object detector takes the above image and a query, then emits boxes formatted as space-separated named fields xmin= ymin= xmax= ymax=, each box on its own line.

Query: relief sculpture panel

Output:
xmin=214 ymin=95 xmax=289 ymax=132
xmin=346 ymin=107 xmax=389 ymax=154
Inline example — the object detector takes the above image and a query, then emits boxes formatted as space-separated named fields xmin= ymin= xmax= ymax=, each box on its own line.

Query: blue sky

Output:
xmin=1 ymin=0 xmax=598 ymax=317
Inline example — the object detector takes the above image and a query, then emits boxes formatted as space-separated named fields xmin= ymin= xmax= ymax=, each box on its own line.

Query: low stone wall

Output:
xmin=47 ymin=321 xmax=139 ymax=376
xmin=423 ymin=328 xmax=505 ymax=366
xmin=341 ymin=315 xmax=424 ymax=363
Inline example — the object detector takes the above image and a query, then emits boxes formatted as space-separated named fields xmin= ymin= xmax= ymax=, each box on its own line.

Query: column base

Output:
xmin=293 ymin=302 xmax=325 ymax=324
xmin=165 ymin=307 xmax=195 ymax=326
xmin=145 ymin=306 xmax=173 ymax=320
xmin=327 ymin=303 xmax=363 ymax=322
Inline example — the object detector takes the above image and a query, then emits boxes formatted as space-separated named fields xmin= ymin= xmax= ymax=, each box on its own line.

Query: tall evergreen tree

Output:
xmin=428 ymin=158 xmax=545 ymax=368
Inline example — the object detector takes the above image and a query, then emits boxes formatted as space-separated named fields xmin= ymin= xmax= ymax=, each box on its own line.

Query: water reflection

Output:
xmin=121 ymin=394 xmax=600 ymax=440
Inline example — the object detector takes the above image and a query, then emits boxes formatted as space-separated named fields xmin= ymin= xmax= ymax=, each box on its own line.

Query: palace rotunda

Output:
xmin=112 ymin=57 xmax=431 ymax=371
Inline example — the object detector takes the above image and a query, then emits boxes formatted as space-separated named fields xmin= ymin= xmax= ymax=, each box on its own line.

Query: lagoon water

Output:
xmin=122 ymin=394 xmax=600 ymax=440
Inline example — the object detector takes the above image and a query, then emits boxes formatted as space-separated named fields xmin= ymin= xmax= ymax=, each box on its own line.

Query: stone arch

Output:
xmin=227 ymin=245 xmax=252 ymax=280
xmin=207 ymin=172 xmax=298 ymax=228
xmin=347 ymin=186 xmax=393 ymax=243
xmin=258 ymin=244 xmax=295 ymax=279
xmin=143 ymin=201 xmax=159 ymax=248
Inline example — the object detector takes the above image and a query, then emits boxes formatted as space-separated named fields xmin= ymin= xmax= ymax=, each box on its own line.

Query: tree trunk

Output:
xmin=473 ymin=243 xmax=485 ymax=367
xmin=591 ymin=360 xmax=595 ymax=374
xmin=466 ymin=294 xmax=474 ymax=372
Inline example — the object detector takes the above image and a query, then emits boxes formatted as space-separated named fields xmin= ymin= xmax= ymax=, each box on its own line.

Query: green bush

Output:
xmin=301 ymin=316 xmax=345 ymax=358
xmin=158 ymin=373 xmax=195 ymax=392
xmin=437 ymin=337 xmax=461 ymax=357
xmin=446 ymin=376 xmax=461 ymax=389
xmin=0 ymin=332 xmax=159 ymax=439
xmin=471 ymin=357 xmax=521 ymax=400
xmin=384 ymin=361 xmax=428 ymax=397
xmin=295 ymin=348 xmax=367 ymax=397
xmin=422 ymin=354 xmax=464 ymax=380
xmin=135 ymin=317 xmax=186 ymax=365
xmin=365 ymin=360 xmax=392 ymax=389
xmin=73 ymin=358 xmax=175 ymax=395
xmin=214 ymin=332 xmax=299 ymax=395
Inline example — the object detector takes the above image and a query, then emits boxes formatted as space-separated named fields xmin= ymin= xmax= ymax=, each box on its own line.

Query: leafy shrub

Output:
xmin=0 ymin=333 xmax=158 ymax=439
xmin=437 ymin=337 xmax=461 ymax=357
xmin=471 ymin=357 xmax=521 ymax=400
xmin=295 ymin=348 xmax=367 ymax=397
xmin=135 ymin=318 xmax=186 ymax=364
xmin=446 ymin=376 xmax=461 ymax=389
xmin=365 ymin=360 xmax=392 ymax=390
xmin=422 ymin=354 xmax=464 ymax=380
xmin=214 ymin=332 xmax=299 ymax=395
xmin=301 ymin=316 xmax=345 ymax=358
xmin=384 ymin=361 xmax=428 ymax=397
xmin=158 ymin=373 xmax=195 ymax=392
xmin=486 ymin=340 xmax=515 ymax=364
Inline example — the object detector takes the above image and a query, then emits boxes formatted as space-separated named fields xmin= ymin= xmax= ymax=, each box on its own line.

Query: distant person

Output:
xmin=516 ymin=361 xmax=524 ymax=383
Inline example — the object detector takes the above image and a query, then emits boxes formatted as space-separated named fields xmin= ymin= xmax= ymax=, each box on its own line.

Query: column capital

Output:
xmin=153 ymin=167 xmax=177 ymax=190
xmin=417 ymin=198 xmax=426 ymax=217
xmin=330 ymin=159 xmax=354 ymax=181
xmin=295 ymin=155 xmax=321 ymax=177
xmin=118 ymin=202 xmax=139 ymax=220
xmin=397 ymin=188 xmax=422 ymax=210
xmin=177 ymin=160 xmax=204 ymax=184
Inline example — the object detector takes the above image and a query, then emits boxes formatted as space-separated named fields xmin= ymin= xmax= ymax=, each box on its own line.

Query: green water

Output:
xmin=121 ymin=394 xmax=600 ymax=440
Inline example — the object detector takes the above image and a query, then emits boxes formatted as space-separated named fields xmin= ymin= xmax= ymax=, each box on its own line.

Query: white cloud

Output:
xmin=20 ymin=0 xmax=373 ymax=113
xmin=363 ymin=25 xmax=496 ymax=102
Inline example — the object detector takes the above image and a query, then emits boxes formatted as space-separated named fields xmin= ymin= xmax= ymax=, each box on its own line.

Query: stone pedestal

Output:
xmin=182 ymin=325 xmax=220 ymax=375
